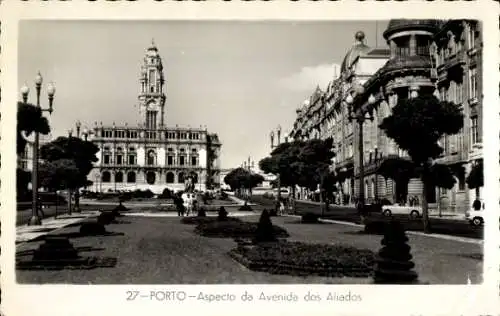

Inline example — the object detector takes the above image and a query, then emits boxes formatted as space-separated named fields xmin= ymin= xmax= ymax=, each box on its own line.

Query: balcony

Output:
xmin=437 ymin=52 xmax=466 ymax=73
xmin=469 ymin=142 xmax=483 ymax=161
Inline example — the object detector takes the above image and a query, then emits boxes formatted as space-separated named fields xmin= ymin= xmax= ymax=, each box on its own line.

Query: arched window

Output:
xmin=178 ymin=172 xmax=185 ymax=184
xmin=166 ymin=172 xmax=175 ymax=183
xmin=147 ymin=150 xmax=156 ymax=166
xmin=115 ymin=172 xmax=123 ymax=183
xmin=189 ymin=172 xmax=198 ymax=184
xmin=146 ymin=171 xmax=156 ymax=185
xmin=102 ymin=171 xmax=111 ymax=183
xmin=127 ymin=171 xmax=136 ymax=183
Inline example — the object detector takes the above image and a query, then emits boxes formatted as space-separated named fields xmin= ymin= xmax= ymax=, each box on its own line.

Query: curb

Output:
xmin=284 ymin=215 xmax=482 ymax=245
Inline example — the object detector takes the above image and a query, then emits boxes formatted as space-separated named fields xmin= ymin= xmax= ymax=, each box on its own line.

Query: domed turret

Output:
xmin=340 ymin=31 xmax=371 ymax=73
xmin=383 ymin=19 xmax=442 ymax=41
xmin=146 ymin=38 xmax=159 ymax=57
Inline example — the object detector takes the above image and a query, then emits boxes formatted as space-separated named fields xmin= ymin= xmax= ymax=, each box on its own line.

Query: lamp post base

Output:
xmin=28 ymin=215 xmax=42 ymax=226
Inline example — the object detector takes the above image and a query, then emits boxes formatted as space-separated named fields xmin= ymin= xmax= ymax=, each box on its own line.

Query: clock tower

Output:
xmin=138 ymin=39 xmax=166 ymax=130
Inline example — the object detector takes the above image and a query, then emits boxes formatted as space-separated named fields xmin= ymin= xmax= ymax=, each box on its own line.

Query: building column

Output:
xmin=390 ymin=40 xmax=397 ymax=57
xmin=409 ymin=34 xmax=417 ymax=56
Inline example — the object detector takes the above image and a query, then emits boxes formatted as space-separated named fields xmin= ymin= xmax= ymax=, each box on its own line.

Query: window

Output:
xmin=469 ymin=67 xmax=478 ymax=99
xmin=191 ymin=156 xmax=197 ymax=166
xmin=147 ymin=150 xmax=155 ymax=166
xmin=115 ymin=172 xmax=123 ymax=183
xmin=104 ymin=155 xmax=110 ymax=164
xmin=456 ymin=82 xmax=463 ymax=104
xmin=128 ymin=155 xmax=136 ymax=165
xmin=167 ymin=156 xmax=173 ymax=166
xmin=180 ymin=156 xmax=185 ymax=166
xmin=127 ymin=172 xmax=136 ymax=183
xmin=116 ymin=155 xmax=123 ymax=165
xmin=166 ymin=172 xmax=175 ymax=183
xmin=468 ymin=24 xmax=476 ymax=49
xmin=149 ymin=69 xmax=155 ymax=84
xmin=178 ymin=172 xmax=185 ymax=184
xmin=102 ymin=171 xmax=111 ymax=183
xmin=470 ymin=115 xmax=480 ymax=145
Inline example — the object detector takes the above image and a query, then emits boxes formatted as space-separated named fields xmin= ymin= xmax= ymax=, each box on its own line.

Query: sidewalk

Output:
xmin=16 ymin=210 xmax=100 ymax=243
xmin=227 ymin=193 xmax=256 ymax=206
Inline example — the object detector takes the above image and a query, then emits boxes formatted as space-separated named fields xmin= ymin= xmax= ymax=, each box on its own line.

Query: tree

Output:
xmin=223 ymin=168 xmax=264 ymax=198
xmin=379 ymin=94 xmax=463 ymax=233
xmin=17 ymin=102 xmax=51 ymax=155
xmin=39 ymin=159 xmax=81 ymax=191
xmin=466 ymin=160 xmax=483 ymax=199
xmin=259 ymin=138 xmax=336 ymax=214
xmin=40 ymin=136 xmax=99 ymax=211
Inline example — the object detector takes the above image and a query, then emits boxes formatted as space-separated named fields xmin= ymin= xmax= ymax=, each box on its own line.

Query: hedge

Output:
xmin=229 ymin=241 xmax=375 ymax=278
xmin=194 ymin=221 xmax=289 ymax=239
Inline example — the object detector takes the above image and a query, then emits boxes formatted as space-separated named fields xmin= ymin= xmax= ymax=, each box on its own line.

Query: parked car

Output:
xmin=272 ymin=188 xmax=290 ymax=198
xmin=38 ymin=192 xmax=68 ymax=206
xmin=465 ymin=208 xmax=484 ymax=227
xmin=381 ymin=202 xmax=422 ymax=218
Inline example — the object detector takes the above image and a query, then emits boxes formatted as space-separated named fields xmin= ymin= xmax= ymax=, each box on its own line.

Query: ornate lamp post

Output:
xmin=82 ymin=127 xmax=89 ymax=141
xmin=75 ymin=120 xmax=81 ymax=138
xmin=20 ymin=72 xmax=55 ymax=226
xmin=346 ymin=87 xmax=376 ymax=214
xmin=67 ymin=128 xmax=74 ymax=214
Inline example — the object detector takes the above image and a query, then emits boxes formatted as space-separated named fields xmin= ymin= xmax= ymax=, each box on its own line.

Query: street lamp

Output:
xmin=82 ymin=127 xmax=89 ymax=141
xmin=20 ymin=72 xmax=56 ymax=226
xmin=75 ymin=120 xmax=82 ymax=138
xmin=346 ymin=88 xmax=376 ymax=213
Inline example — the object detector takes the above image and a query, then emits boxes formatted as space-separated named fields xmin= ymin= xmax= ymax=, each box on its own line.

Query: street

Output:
xmin=250 ymin=195 xmax=483 ymax=239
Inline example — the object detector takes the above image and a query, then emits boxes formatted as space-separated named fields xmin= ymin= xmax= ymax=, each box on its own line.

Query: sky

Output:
xmin=19 ymin=20 xmax=388 ymax=169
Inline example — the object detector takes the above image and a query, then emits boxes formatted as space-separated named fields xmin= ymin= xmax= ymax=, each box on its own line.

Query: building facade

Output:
xmin=87 ymin=42 xmax=222 ymax=194
xmin=287 ymin=20 xmax=483 ymax=213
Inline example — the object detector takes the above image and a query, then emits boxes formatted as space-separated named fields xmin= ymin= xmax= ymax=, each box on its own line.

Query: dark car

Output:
xmin=38 ymin=192 xmax=67 ymax=206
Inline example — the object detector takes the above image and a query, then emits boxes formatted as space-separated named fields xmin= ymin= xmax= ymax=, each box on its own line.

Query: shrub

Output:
xmin=253 ymin=209 xmax=277 ymax=243
xmin=118 ymin=191 xmax=133 ymax=202
xmin=112 ymin=202 xmax=128 ymax=216
xmin=197 ymin=207 xmax=207 ymax=217
xmin=229 ymin=241 xmax=375 ymax=278
xmin=158 ymin=188 xmax=174 ymax=199
xmin=97 ymin=211 xmax=115 ymax=225
xmin=80 ymin=222 xmax=107 ymax=235
xmin=218 ymin=207 xmax=228 ymax=221
xmin=182 ymin=216 xmax=241 ymax=225
xmin=364 ymin=219 xmax=387 ymax=234
xmin=195 ymin=220 xmax=289 ymax=239
xmin=268 ymin=208 xmax=278 ymax=217
xmin=301 ymin=213 xmax=319 ymax=223
xmin=373 ymin=220 xmax=419 ymax=284
xmin=238 ymin=202 xmax=253 ymax=211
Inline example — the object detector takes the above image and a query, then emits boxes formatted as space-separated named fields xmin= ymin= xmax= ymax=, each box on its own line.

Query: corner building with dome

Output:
xmin=87 ymin=42 xmax=222 ymax=194
xmin=289 ymin=20 xmax=483 ymax=214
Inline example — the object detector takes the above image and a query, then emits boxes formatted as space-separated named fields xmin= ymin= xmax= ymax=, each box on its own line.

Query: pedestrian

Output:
xmin=472 ymin=199 xmax=481 ymax=211
xmin=37 ymin=197 xmax=45 ymax=219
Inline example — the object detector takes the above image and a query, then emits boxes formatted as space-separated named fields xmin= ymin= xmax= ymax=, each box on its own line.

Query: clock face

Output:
xmin=147 ymin=101 xmax=157 ymax=110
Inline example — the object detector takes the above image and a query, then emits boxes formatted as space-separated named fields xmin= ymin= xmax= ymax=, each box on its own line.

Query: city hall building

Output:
xmin=87 ymin=41 xmax=222 ymax=193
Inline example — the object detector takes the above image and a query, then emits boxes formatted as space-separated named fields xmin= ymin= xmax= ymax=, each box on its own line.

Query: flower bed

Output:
xmin=181 ymin=216 xmax=241 ymax=225
xmin=194 ymin=221 xmax=289 ymax=239
xmin=229 ymin=241 xmax=375 ymax=278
